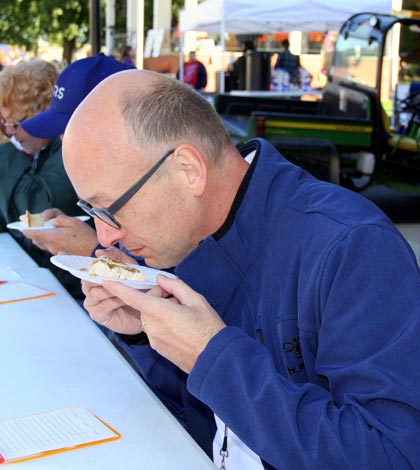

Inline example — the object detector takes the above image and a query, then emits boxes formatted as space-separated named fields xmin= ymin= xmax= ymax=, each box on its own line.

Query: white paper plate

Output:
xmin=50 ymin=255 xmax=176 ymax=290
xmin=6 ymin=215 xmax=90 ymax=232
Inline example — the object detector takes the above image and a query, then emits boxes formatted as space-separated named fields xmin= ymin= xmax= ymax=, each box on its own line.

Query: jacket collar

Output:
xmin=175 ymin=139 xmax=299 ymax=313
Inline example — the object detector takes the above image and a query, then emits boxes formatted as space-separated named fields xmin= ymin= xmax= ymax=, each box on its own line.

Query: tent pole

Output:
xmin=220 ymin=0 xmax=226 ymax=93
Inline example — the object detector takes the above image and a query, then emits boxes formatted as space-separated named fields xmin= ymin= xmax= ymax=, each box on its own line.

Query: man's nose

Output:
xmin=95 ymin=218 xmax=124 ymax=248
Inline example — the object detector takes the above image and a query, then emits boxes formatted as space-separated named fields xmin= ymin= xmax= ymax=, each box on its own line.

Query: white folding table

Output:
xmin=0 ymin=233 xmax=215 ymax=469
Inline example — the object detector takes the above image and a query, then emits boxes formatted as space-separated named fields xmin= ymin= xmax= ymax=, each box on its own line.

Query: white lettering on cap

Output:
xmin=53 ymin=85 xmax=65 ymax=100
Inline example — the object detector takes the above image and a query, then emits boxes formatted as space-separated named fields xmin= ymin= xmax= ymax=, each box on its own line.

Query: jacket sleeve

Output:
xmin=188 ymin=225 xmax=420 ymax=469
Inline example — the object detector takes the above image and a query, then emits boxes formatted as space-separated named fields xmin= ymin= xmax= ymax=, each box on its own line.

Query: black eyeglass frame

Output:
xmin=77 ymin=148 xmax=175 ymax=229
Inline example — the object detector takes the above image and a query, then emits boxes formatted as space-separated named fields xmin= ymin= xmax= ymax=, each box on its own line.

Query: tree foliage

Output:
xmin=402 ymin=0 xmax=420 ymax=10
xmin=0 ymin=0 xmax=186 ymax=62
xmin=0 ymin=0 xmax=89 ymax=62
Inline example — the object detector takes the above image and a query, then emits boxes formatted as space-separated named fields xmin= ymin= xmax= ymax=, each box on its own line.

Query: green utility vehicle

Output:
xmin=215 ymin=12 xmax=420 ymax=221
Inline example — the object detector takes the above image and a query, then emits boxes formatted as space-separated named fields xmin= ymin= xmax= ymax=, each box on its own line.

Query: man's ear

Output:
xmin=174 ymin=146 xmax=207 ymax=196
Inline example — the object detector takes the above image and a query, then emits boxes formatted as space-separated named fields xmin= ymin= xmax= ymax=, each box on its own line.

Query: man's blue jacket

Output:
xmin=116 ymin=139 xmax=420 ymax=469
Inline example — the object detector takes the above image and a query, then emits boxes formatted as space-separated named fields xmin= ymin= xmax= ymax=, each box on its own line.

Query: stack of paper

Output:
xmin=0 ymin=407 xmax=120 ymax=464
xmin=0 ymin=265 xmax=54 ymax=304
xmin=0 ymin=281 xmax=54 ymax=304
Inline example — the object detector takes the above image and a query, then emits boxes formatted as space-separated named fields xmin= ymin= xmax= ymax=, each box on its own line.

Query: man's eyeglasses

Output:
xmin=77 ymin=148 xmax=175 ymax=229
xmin=0 ymin=116 xmax=27 ymax=130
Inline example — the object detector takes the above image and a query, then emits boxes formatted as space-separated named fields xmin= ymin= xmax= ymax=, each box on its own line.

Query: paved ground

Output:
xmin=396 ymin=223 xmax=420 ymax=266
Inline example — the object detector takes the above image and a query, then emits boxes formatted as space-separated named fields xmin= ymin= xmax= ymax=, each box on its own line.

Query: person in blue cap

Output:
xmin=22 ymin=52 xmax=134 ymax=139
xmin=20 ymin=53 xmax=134 ymax=259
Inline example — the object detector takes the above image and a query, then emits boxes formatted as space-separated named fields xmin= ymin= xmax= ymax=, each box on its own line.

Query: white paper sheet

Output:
xmin=0 ymin=407 xmax=119 ymax=463
xmin=0 ymin=281 xmax=54 ymax=304
xmin=0 ymin=266 xmax=22 ymax=282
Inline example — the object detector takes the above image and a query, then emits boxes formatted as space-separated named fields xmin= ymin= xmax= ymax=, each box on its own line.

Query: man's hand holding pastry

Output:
xmin=81 ymin=279 xmax=145 ymax=334
xmin=102 ymin=275 xmax=226 ymax=373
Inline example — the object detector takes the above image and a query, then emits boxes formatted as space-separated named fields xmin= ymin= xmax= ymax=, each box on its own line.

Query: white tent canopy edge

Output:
xmin=179 ymin=0 xmax=392 ymax=92
xmin=179 ymin=0 xmax=392 ymax=33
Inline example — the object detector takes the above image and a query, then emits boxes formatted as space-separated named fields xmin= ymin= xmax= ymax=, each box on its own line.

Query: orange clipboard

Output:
xmin=0 ymin=281 xmax=55 ymax=305
xmin=0 ymin=406 xmax=121 ymax=465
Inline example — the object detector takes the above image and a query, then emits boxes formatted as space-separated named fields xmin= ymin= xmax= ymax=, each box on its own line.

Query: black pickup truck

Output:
xmin=215 ymin=12 xmax=420 ymax=222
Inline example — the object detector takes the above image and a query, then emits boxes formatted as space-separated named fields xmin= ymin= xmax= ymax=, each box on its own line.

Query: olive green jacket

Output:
xmin=0 ymin=138 xmax=84 ymax=298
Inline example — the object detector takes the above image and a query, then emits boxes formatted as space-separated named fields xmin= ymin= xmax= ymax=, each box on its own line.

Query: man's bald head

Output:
xmin=63 ymin=70 xmax=154 ymax=171
xmin=62 ymin=70 xmax=151 ymax=206
xmin=64 ymin=69 xmax=231 ymax=172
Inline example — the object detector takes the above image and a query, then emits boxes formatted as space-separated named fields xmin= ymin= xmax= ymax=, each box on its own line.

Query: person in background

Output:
xmin=0 ymin=59 xmax=84 ymax=298
xmin=274 ymin=38 xmax=300 ymax=87
xmin=119 ymin=46 xmax=136 ymax=67
xmin=0 ymin=112 xmax=9 ymax=143
xmin=63 ymin=69 xmax=420 ymax=468
xmin=231 ymin=39 xmax=255 ymax=90
xmin=20 ymin=53 xmax=135 ymax=258
xmin=177 ymin=51 xmax=207 ymax=91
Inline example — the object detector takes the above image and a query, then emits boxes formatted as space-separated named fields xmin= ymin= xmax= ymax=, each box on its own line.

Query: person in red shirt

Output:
xmin=177 ymin=51 xmax=207 ymax=91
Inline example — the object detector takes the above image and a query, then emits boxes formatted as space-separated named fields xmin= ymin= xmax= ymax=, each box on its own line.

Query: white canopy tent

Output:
xmin=179 ymin=0 xmax=392 ymax=92
xmin=179 ymin=0 xmax=392 ymax=34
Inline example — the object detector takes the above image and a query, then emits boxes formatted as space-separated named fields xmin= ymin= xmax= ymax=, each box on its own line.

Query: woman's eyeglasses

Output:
xmin=0 ymin=116 xmax=27 ymax=130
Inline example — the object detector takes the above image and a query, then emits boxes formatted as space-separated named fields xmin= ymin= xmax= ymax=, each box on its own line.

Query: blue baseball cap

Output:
xmin=21 ymin=53 xmax=134 ymax=138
